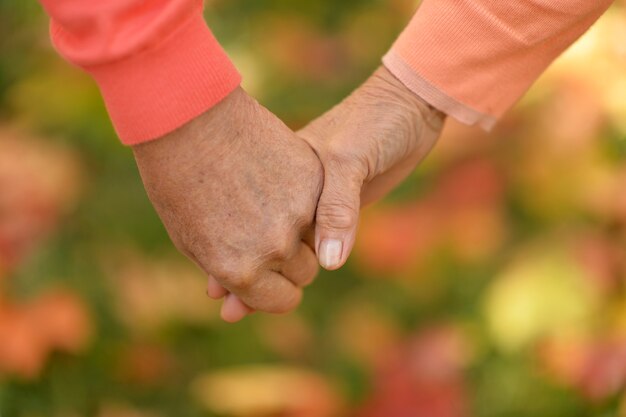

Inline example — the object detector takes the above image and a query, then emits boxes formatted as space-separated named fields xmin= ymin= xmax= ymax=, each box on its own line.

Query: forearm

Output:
xmin=384 ymin=0 xmax=614 ymax=129
xmin=39 ymin=0 xmax=241 ymax=144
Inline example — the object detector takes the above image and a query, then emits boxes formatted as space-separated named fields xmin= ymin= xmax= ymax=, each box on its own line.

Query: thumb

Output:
xmin=315 ymin=160 xmax=363 ymax=270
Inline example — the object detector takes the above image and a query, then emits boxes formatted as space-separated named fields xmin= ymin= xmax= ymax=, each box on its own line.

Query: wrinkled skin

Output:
xmin=132 ymin=87 xmax=323 ymax=322
xmin=196 ymin=67 xmax=446 ymax=322
xmin=299 ymin=66 xmax=445 ymax=270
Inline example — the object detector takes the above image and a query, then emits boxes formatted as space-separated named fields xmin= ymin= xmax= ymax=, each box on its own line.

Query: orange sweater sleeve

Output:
xmin=383 ymin=0 xmax=614 ymax=129
xmin=38 ymin=0 xmax=241 ymax=145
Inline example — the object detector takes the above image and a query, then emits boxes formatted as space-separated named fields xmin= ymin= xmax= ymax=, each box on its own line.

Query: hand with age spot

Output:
xmin=132 ymin=87 xmax=322 ymax=322
xmin=193 ymin=67 xmax=445 ymax=322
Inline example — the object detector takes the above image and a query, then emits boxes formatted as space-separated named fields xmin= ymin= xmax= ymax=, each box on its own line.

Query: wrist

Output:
xmin=373 ymin=65 xmax=446 ymax=129
xmin=131 ymin=87 xmax=251 ymax=192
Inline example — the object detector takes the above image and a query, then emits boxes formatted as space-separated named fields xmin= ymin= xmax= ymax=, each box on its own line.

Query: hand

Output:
xmin=132 ymin=87 xmax=323 ymax=322
xmin=298 ymin=66 xmax=446 ymax=270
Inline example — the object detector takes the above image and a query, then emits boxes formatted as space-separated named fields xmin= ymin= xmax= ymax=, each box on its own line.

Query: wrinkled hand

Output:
xmin=299 ymin=66 xmax=446 ymax=270
xmin=132 ymin=87 xmax=323 ymax=322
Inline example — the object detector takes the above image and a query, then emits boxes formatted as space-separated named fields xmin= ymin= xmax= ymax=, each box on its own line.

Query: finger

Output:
xmin=207 ymin=275 xmax=228 ymax=299
xmin=225 ymin=269 xmax=303 ymax=314
xmin=280 ymin=241 xmax=319 ymax=287
xmin=221 ymin=293 xmax=254 ymax=323
xmin=314 ymin=160 xmax=363 ymax=270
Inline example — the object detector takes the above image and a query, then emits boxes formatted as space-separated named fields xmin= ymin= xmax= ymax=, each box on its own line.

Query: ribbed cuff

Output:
xmin=383 ymin=50 xmax=496 ymax=131
xmin=86 ymin=12 xmax=241 ymax=145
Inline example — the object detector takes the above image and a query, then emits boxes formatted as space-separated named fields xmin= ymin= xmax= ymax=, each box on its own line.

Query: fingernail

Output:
xmin=319 ymin=239 xmax=343 ymax=269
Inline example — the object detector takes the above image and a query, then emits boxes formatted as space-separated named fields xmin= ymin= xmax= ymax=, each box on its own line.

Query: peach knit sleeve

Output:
xmin=383 ymin=0 xmax=614 ymax=129
xmin=38 ymin=0 xmax=241 ymax=145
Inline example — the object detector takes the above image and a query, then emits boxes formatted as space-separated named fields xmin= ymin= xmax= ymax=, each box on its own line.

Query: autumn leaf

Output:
xmin=191 ymin=365 xmax=342 ymax=417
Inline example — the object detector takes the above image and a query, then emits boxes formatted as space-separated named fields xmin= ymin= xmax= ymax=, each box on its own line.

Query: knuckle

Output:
xmin=265 ymin=230 xmax=298 ymax=261
xmin=271 ymin=290 xmax=302 ymax=314
xmin=225 ymin=270 xmax=256 ymax=292
xmin=269 ymin=242 xmax=292 ymax=262
xmin=289 ymin=192 xmax=318 ymax=230
xmin=316 ymin=203 xmax=358 ymax=231
xmin=293 ymin=207 xmax=316 ymax=230
xmin=212 ymin=261 xmax=256 ymax=292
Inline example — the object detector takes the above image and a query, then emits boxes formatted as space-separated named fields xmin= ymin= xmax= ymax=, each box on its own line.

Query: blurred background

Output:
xmin=2 ymin=0 xmax=626 ymax=416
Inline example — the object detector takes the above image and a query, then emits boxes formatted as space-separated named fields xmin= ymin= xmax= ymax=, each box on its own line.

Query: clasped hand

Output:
xmin=132 ymin=67 xmax=445 ymax=322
